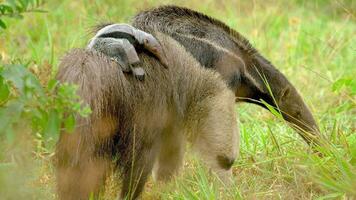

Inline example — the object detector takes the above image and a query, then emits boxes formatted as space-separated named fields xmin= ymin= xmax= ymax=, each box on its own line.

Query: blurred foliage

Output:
xmin=332 ymin=76 xmax=356 ymax=95
xmin=0 ymin=1 xmax=91 ymax=198
xmin=0 ymin=0 xmax=90 ymax=148
xmin=0 ymin=0 xmax=45 ymax=29
xmin=0 ymin=64 xmax=91 ymax=143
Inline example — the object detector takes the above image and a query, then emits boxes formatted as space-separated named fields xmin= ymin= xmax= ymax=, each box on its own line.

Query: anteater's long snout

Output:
xmin=277 ymin=85 xmax=321 ymax=146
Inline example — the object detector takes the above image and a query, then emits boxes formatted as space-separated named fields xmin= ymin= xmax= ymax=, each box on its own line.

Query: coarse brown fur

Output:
xmin=55 ymin=33 xmax=238 ymax=199
xmin=126 ymin=5 xmax=320 ymax=146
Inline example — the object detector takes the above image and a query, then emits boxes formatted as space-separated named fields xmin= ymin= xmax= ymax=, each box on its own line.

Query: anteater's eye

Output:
xmin=295 ymin=110 xmax=302 ymax=118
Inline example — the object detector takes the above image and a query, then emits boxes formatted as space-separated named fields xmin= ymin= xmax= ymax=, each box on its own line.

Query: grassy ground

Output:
xmin=0 ymin=0 xmax=355 ymax=199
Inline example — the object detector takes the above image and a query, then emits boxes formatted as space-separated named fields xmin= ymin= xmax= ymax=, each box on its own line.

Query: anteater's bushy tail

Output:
xmin=55 ymin=49 xmax=135 ymax=172
xmin=57 ymin=49 xmax=131 ymax=118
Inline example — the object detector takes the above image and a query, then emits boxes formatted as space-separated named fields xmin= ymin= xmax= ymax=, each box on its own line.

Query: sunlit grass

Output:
xmin=0 ymin=0 xmax=355 ymax=199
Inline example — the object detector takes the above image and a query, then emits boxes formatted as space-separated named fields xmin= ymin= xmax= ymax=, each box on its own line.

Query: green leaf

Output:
xmin=332 ymin=77 xmax=356 ymax=95
xmin=47 ymin=79 xmax=58 ymax=92
xmin=0 ymin=78 xmax=10 ymax=102
xmin=18 ymin=0 xmax=29 ymax=9
xmin=0 ymin=100 xmax=24 ymax=134
xmin=64 ymin=114 xmax=75 ymax=133
xmin=348 ymin=134 xmax=356 ymax=165
xmin=80 ymin=105 xmax=92 ymax=117
xmin=2 ymin=64 xmax=44 ymax=97
xmin=0 ymin=19 xmax=6 ymax=29
xmin=44 ymin=110 xmax=60 ymax=137
xmin=2 ymin=64 xmax=27 ymax=94
xmin=6 ymin=0 xmax=18 ymax=8
xmin=0 ymin=4 xmax=14 ymax=15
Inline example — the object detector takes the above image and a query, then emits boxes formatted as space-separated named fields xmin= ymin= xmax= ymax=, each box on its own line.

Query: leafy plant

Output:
xmin=0 ymin=0 xmax=91 ymax=147
xmin=332 ymin=76 xmax=356 ymax=96
xmin=0 ymin=1 xmax=92 ymax=198
xmin=0 ymin=0 xmax=45 ymax=29
xmin=0 ymin=63 xmax=91 ymax=142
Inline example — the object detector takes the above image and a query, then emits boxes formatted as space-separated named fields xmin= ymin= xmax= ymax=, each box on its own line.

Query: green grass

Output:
xmin=0 ymin=0 xmax=355 ymax=199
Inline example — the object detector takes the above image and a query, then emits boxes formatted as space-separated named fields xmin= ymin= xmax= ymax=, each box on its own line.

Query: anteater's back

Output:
xmin=56 ymin=32 xmax=229 ymax=131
